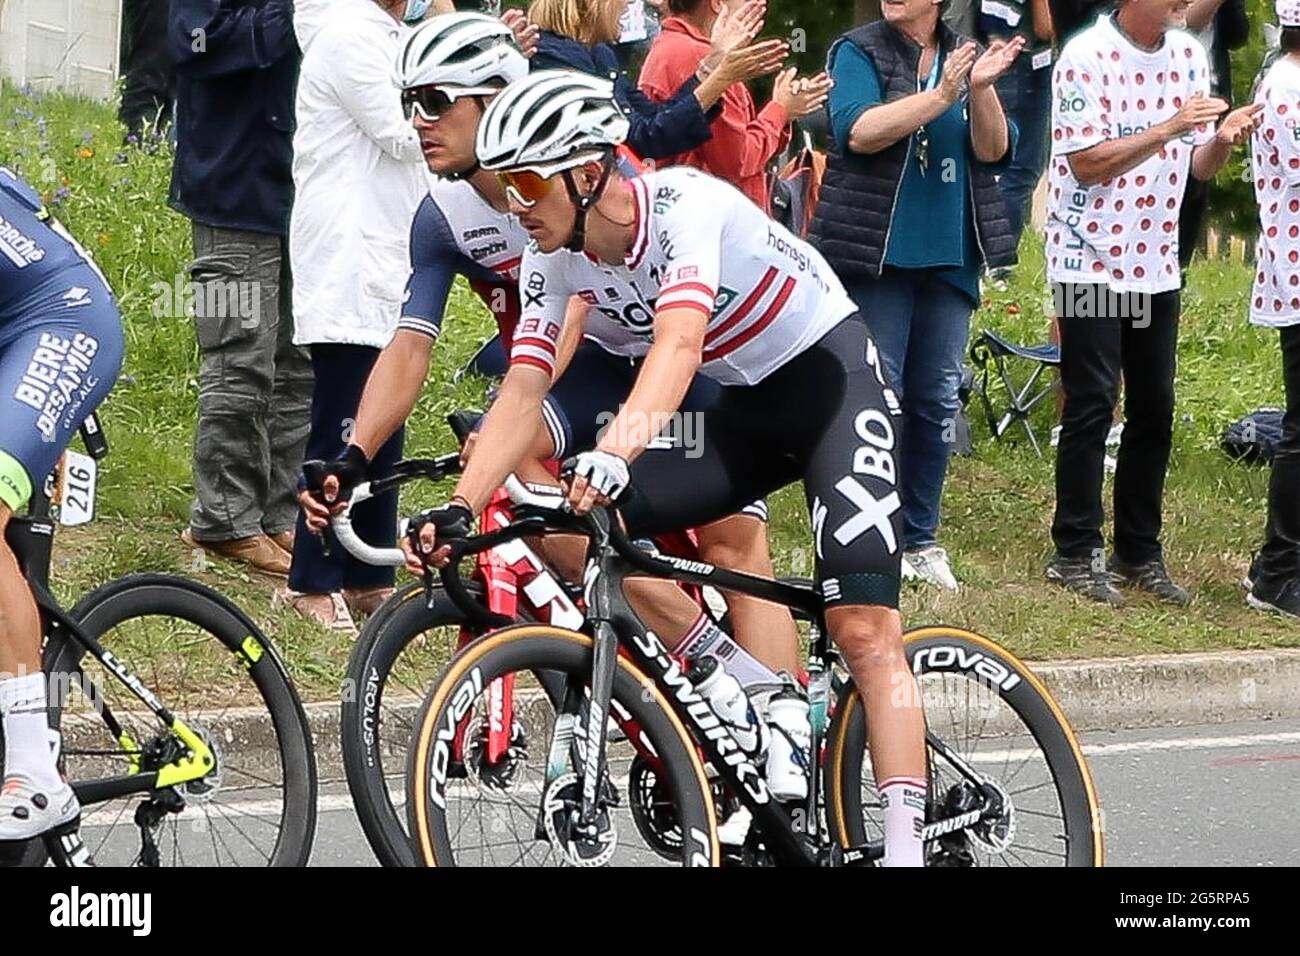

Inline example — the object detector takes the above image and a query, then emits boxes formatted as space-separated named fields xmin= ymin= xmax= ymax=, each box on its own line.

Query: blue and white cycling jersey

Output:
xmin=0 ymin=167 xmax=112 ymax=320
xmin=0 ymin=167 xmax=124 ymax=512
xmin=397 ymin=174 xmax=529 ymax=344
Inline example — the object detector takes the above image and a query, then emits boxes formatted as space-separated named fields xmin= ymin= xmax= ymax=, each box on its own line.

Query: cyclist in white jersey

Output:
xmin=299 ymin=15 xmax=802 ymax=684
xmin=406 ymin=71 xmax=930 ymax=866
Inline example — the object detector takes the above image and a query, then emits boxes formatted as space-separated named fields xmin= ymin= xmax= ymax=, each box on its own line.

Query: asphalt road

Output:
xmin=297 ymin=717 xmax=1300 ymax=867
xmin=65 ymin=717 xmax=1300 ymax=866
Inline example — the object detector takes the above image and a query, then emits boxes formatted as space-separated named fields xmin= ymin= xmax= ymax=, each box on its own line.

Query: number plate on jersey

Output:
xmin=57 ymin=450 xmax=97 ymax=526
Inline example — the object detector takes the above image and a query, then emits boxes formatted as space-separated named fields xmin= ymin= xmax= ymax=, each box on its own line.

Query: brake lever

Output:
xmin=405 ymin=520 xmax=438 ymax=610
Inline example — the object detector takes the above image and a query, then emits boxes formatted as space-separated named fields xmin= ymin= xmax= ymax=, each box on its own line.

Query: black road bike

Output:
xmin=0 ymin=415 xmax=316 ymax=867
xmin=403 ymin=502 xmax=1104 ymax=867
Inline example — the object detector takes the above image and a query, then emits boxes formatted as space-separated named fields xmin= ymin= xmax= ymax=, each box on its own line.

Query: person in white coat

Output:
xmin=284 ymin=0 xmax=455 ymax=631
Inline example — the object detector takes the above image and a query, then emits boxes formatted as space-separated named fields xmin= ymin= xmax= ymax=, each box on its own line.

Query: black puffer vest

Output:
xmin=809 ymin=20 xmax=1018 ymax=281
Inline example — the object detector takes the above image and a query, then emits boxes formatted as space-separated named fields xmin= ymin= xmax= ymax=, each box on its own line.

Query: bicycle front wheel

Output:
xmin=341 ymin=581 xmax=478 ymax=867
xmin=825 ymin=626 xmax=1103 ymax=867
xmin=406 ymin=624 xmax=720 ymax=867
xmin=44 ymin=574 xmax=317 ymax=867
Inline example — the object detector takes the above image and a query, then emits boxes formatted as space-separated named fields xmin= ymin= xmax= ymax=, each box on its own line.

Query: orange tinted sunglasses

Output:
xmin=497 ymin=170 xmax=558 ymax=208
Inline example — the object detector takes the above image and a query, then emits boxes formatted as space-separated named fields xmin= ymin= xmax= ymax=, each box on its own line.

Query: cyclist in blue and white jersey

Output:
xmin=0 ymin=167 xmax=125 ymax=839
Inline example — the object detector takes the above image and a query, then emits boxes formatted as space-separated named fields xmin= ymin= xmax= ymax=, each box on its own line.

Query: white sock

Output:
xmin=0 ymin=672 xmax=61 ymax=790
xmin=672 ymin=613 xmax=780 ymax=688
xmin=879 ymin=776 xmax=927 ymax=867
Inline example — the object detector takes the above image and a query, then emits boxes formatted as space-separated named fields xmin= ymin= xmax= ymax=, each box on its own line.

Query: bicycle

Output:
xmin=402 ymin=499 xmax=1104 ymax=867
xmin=328 ymin=414 xmax=755 ymax=867
xmin=0 ymin=415 xmax=317 ymax=867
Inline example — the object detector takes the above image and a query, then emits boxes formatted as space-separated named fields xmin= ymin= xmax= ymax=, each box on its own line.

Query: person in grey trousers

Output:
xmin=168 ymin=0 xmax=313 ymax=576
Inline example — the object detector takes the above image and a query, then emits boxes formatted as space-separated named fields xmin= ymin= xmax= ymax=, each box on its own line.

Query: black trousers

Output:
xmin=1051 ymin=284 xmax=1181 ymax=563
xmin=1257 ymin=325 xmax=1300 ymax=595
xmin=288 ymin=344 xmax=404 ymax=594
xmin=118 ymin=0 xmax=174 ymax=137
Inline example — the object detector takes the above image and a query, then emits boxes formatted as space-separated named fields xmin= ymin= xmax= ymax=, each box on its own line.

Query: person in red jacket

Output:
xmin=639 ymin=0 xmax=831 ymax=210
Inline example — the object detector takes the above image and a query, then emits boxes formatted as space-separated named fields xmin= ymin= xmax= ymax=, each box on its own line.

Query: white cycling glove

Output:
xmin=572 ymin=450 xmax=631 ymax=499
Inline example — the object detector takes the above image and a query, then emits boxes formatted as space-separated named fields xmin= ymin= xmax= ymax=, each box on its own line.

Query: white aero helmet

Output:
xmin=476 ymin=70 xmax=630 ymax=178
xmin=395 ymin=12 xmax=529 ymax=95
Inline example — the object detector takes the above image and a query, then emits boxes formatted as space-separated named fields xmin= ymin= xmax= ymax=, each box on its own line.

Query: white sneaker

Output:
xmin=904 ymin=546 xmax=960 ymax=592
xmin=0 ymin=776 xmax=79 ymax=840
xmin=716 ymin=806 xmax=753 ymax=846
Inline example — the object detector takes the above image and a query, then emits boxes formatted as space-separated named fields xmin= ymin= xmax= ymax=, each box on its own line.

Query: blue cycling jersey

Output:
xmin=0 ymin=167 xmax=108 ymax=319
xmin=396 ymin=177 xmax=529 ymax=344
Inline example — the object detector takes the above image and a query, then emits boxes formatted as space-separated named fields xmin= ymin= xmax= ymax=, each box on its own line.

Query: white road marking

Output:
xmin=962 ymin=730 xmax=1300 ymax=764
xmin=77 ymin=730 xmax=1300 ymax=827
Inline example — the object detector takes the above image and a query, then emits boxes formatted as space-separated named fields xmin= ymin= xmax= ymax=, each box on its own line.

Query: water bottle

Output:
xmin=765 ymin=689 xmax=811 ymax=802
xmin=688 ymin=656 xmax=768 ymax=759
xmin=806 ymin=655 xmax=831 ymax=739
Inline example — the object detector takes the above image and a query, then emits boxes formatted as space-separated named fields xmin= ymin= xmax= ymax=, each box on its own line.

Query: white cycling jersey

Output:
xmin=510 ymin=167 xmax=857 ymax=386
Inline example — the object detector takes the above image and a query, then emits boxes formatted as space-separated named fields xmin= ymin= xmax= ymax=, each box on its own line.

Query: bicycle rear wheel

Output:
xmin=42 ymin=574 xmax=317 ymax=867
xmin=406 ymin=624 xmax=719 ymax=867
xmin=341 ymin=581 xmax=478 ymax=867
xmin=825 ymin=626 xmax=1103 ymax=867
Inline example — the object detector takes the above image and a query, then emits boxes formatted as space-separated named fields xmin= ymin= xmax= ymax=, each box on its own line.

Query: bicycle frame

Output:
xmin=437 ymin=507 xmax=1019 ymax=866
xmin=6 ymin=422 xmax=217 ymax=811
xmin=439 ymin=508 xmax=837 ymax=866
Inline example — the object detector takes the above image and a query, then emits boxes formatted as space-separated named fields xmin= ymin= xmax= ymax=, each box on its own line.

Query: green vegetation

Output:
xmin=0 ymin=79 xmax=1293 ymax=701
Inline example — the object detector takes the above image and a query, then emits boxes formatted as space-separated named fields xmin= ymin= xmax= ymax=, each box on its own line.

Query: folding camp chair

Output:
xmin=969 ymin=328 xmax=1061 ymax=456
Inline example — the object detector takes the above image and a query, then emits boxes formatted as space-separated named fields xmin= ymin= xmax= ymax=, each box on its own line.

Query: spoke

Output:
xmin=1005 ymin=841 xmax=1068 ymax=859
xmin=1009 ymin=778 xmax=1059 ymax=798
xmin=1003 ymin=845 xmax=1036 ymax=867
xmin=1014 ymin=805 xmax=1067 ymax=820
xmin=1000 ymin=749 xmax=1040 ymax=789
xmin=209 ymin=803 xmax=273 ymax=862
xmin=207 ymin=800 xmax=283 ymax=828
xmin=219 ymin=762 xmax=286 ymax=790
xmin=91 ymin=798 xmax=133 ymax=859
xmin=208 ymin=805 xmax=240 ymax=865
xmin=208 ymin=677 xmax=247 ymax=726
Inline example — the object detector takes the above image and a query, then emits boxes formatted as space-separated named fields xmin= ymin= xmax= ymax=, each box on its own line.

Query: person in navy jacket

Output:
xmin=526 ymin=0 xmax=785 ymax=160
xmin=167 ymin=0 xmax=313 ymax=578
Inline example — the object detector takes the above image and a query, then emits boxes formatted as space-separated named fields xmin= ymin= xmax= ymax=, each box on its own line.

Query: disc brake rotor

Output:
xmin=542 ymin=772 xmax=617 ymax=867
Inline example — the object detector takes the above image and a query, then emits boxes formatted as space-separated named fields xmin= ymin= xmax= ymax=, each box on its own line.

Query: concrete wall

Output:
xmin=0 ymin=0 xmax=122 ymax=100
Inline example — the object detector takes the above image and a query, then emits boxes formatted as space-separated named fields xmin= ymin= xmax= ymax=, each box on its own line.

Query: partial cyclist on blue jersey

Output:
xmin=0 ymin=166 xmax=125 ymax=839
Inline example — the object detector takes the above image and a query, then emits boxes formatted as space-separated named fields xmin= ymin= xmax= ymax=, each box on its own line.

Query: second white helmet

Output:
xmin=475 ymin=70 xmax=630 ymax=177
xmin=395 ymin=12 xmax=529 ymax=94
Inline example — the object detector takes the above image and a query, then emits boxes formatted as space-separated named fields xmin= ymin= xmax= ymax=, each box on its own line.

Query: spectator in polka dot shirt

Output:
xmin=1043 ymin=0 xmax=1261 ymax=607
xmin=1243 ymin=0 xmax=1300 ymax=621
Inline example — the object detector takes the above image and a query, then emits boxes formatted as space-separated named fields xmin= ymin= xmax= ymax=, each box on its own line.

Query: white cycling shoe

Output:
xmin=0 ymin=776 xmax=79 ymax=841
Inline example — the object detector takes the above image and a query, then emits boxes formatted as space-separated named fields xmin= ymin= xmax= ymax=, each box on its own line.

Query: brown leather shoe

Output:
xmin=267 ymin=530 xmax=295 ymax=556
xmin=273 ymin=589 xmax=358 ymax=636
xmin=343 ymin=586 xmax=395 ymax=618
xmin=182 ymin=529 xmax=291 ymax=578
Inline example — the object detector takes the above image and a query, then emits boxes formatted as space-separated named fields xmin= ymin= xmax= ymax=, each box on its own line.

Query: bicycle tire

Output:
xmin=406 ymin=624 xmax=720 ymax=867
xmin=824 ymin=625 xmax=1102 ymax=867
xmin=41 ymin=573 xmax=317 ymax=867
xmin=341 ymin=581 xmax=478 ymax=867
